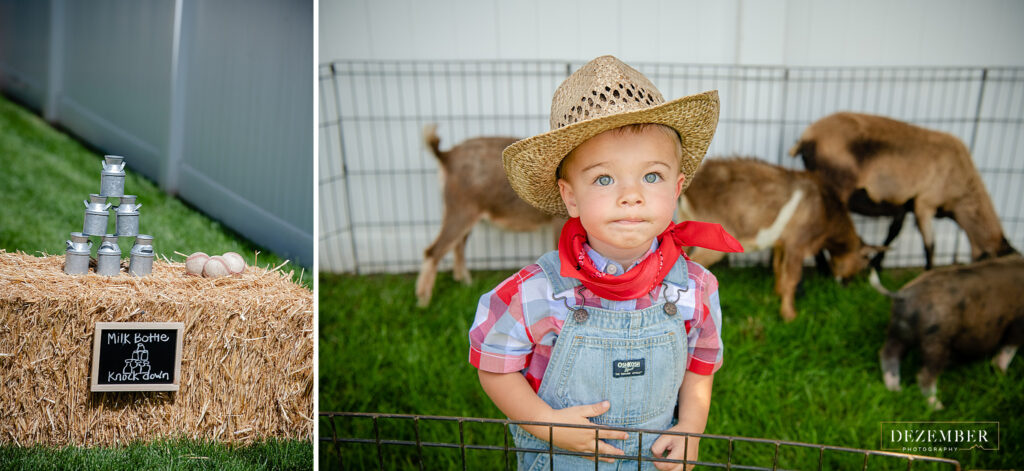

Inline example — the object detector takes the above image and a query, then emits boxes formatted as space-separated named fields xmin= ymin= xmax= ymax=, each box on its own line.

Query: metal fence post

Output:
xmin=776 ymin=68 xmax=790 ymax=165
xmin=957 ymin=68 xmax=990 ymax=263
xmin=331 ymin=63 xmax=361 ymax=274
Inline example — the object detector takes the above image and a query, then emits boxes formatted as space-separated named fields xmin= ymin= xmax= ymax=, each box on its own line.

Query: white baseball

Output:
xmin=203 ymin=256 xmax=230 ymax=278
xmin=186 ymin=252 xmax=209 ymax=276
xmin=222 ymin=252 xmax=246 ymax=275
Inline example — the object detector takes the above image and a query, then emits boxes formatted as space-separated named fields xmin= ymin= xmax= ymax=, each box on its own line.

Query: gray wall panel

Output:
xmin=0 ymin=1 xmax=51 ymax=110
xmin=0 ymin=0 xmax=314 ymax=268
xmin=179 ymin=0 xmax=313 ymax=266
xmin=58 ymin=0 xmax=174 ymax=181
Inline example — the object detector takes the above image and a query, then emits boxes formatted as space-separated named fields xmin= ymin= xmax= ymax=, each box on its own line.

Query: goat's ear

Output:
xmin=557 ymin=179 xmax=579 ymax=218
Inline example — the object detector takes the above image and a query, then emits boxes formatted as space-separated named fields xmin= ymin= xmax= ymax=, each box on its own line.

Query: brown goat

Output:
xmin=415 ymin=124 xmax=562 ymax=307
xmin=870 ymin=254 xmax=1024 ymax=409
xmin=790 ymin=112 xmax=1016 ymax=269
xmin=679 ymin=158 xmax=883 ymax=321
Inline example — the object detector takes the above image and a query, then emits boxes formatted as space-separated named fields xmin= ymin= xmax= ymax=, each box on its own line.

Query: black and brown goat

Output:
xmin=790 ymin=112 xmax=1016 ymax=269
xmin=870 ymin=254 xmax=1024 ymax=409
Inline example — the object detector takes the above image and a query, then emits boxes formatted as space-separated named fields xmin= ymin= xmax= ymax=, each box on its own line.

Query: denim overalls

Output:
xmin=511 ymin=250 xmax=697 ymax=471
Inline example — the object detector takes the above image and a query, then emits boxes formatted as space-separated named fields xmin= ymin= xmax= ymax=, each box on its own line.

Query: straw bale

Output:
xmin=0 ymin=251 xmax=313 ymax=446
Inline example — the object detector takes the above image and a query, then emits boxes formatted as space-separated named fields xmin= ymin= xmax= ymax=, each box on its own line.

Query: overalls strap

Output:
xmin=535 ymin=250 xmax=580 ymax=295
xmin=664 ymin=254 xmax=690 ymax=288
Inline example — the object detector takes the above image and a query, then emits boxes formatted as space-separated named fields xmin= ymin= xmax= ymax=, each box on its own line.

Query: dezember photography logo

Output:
xmin=881 ymin=421 xmax=999 ymax=453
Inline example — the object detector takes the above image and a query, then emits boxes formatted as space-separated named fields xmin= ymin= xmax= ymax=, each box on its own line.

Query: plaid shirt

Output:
xmin=469 ymin=241 xmax=724 ymax=392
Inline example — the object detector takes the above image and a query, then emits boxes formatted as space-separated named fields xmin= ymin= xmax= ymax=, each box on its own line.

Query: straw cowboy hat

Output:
xmin=503 ymin=55 xmax=720 ymax=216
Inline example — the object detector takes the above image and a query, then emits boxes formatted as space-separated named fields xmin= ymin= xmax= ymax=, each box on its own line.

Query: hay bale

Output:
xmin=0 ymin=251 xmax=313 ymax=446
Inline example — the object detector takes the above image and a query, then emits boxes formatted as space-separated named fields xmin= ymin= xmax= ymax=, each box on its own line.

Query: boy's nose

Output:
xmin=619 ymin=186 xmax=644 ymax=206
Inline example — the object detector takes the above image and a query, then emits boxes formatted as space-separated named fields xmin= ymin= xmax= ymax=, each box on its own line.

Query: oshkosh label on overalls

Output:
xmin=613 ymin=358 xmax=645 ymax=378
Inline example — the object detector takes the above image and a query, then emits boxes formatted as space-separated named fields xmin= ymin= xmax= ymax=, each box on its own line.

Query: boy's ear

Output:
xmin=674 ymin=172 xmax=686 ymax=198
xmin=557 ymin=179 xmax=580 ymax=218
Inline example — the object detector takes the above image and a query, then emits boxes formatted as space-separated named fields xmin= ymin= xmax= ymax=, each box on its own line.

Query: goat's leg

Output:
xmin=879 ymin=334 xmax=906 ymax=391
xmin=916 ymin=342 xmax=951 ymax=410
xmin=773 ymin=245 xmax=803 ymax=322
xmin=993 ymin=317 xmax=1024 ymax=373
xmin=993 ymin=346 xmax=1018 ymax=373
xmin=772 ymin=244 xmax=784 ymax=280
xmin=913 ymin=201 xmax=938 ymax=270
xmin=813 ymin=250 xmax=830 ymax=277
xmin=452 ymin=233 xmax=471 ymax=284
xmin=871 ymin=204 xmax=910 ymax=270
xmin=415 ymin=209 xmax=480 ymax=307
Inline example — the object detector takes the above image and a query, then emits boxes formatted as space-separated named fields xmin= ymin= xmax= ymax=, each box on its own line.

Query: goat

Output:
xmin=679 ymin=158 xmax=883 ymax=321
xmin=790 ymin=112 xmax=1016 ymax=270
xmin=415 ymin=124 xmax=562 ymax=307
xmin=869 ymin=254 xmax=1024 ymax=409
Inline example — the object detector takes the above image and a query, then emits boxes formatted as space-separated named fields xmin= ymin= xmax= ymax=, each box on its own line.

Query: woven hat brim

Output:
xmin=503 ymin=90 xmax=720 ymax=217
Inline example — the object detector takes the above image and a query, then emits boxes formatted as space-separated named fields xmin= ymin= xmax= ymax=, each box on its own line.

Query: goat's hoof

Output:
xmin=882 ymin=370 xmax=901 ymax=391
xmin=416 ymin=296 xmax=430 ymax=308
xmin=991 ymin=356 xmax=1005 ymax=373
xmin=927 ymin=396 xmax=944 ymax=410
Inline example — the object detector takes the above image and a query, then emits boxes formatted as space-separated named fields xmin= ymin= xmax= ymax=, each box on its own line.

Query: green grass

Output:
xmin=0 ymin=95 xmax=309 ymax=288
xmin=0 ymin=96 xmax=312 ymax=467
xmin=0 ymin=438 xmax=312 ymax=470
xmin=319 ymin=265 xmax=1023 ymax=469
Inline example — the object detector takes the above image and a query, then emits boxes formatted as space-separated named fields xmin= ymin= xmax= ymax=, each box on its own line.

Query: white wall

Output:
xmin=318 ymin=0 xmax=1024 ymax=273
xmin=321 ymin=0 xmax=1024 ymax=67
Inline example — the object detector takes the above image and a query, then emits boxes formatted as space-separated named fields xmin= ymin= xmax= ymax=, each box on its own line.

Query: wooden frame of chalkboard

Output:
xmin=91 ymin=322 xmax=184 ymax=392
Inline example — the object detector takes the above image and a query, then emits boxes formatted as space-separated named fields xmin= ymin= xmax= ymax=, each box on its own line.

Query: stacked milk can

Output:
xmin=64 ymin=155 xmax=155 ymax=276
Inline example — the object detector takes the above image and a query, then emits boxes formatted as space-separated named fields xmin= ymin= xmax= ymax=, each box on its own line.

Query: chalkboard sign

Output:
xmin=91 ymin=322 xmax=184 ymax=392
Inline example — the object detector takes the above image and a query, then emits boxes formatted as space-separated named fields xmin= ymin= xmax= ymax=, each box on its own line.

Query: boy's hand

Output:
xmin=523 ymin=400 xmax=629 ymax=463
xmin=650 ymin=424 xmax=699 ymax=471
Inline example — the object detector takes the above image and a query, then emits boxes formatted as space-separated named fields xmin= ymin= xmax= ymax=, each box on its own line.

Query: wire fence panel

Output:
xmin=319 ymin=60 xmax=1024 ymax=274
xmin=319 ymin=412 xmax=962 ymax=470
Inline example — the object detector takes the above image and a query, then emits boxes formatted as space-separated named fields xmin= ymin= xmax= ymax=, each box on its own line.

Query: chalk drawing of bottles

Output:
xmin=123 ymin=343 xmax=152 ymax=376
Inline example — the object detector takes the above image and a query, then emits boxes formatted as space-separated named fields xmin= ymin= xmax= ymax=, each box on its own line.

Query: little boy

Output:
xmin=468 ymin=56 xmax=742 ymax=470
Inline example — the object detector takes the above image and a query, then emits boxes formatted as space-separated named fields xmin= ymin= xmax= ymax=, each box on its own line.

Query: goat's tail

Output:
xmin=423 ymin=123 xmax=443 ymax=162
xmin=868 ymin=268 xmax=897 ymax=298
xmin=788 ymin=139 xmax=818 ymax=171
xmin=787 ymin=140 xmax=802 ymax=157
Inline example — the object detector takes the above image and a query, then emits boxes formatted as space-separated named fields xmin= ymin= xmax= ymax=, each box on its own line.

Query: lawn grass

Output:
xmin=0 ymin=437 xmax=312 ymax=471
xmin=0 ymin=95 xmax=309 ymax=288
xmin=319 ymin=264 xmax=1023 ymax=469
xmin=0 ymin=95 xmax=312 ymax=467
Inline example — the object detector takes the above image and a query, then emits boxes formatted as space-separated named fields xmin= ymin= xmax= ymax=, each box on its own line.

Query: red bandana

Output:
xmin=558 ymin=217 xmax=743 ymax=301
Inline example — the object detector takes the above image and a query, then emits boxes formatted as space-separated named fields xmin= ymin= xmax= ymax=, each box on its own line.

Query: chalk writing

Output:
xmin=92 ymin=323 xmax=183 ymax=392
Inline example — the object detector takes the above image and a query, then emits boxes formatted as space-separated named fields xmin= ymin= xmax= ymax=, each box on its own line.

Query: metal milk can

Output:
xmin=115 ymin=195 xmax=141 ymax=237
xmin=100 ymin=155 xmax=126 ymax=197
xmin=95 ymin=235 xmax=122 ymax=276
xmin=129 ymin=234 xmax=155 ymax=277
xmin=82 ymin=194 xmax=112 ymax=236
xmin=64 ymin=232 xmax=92 ymax=275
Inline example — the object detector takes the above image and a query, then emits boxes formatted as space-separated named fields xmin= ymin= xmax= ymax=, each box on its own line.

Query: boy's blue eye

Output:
xmin=596 ymin=175 xmax=613 ymax=186
xmin=644 ymin=172 xmax=662 ymax=183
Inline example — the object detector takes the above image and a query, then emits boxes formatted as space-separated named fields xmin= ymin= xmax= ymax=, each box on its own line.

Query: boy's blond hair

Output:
xmin=557 ymin=124 xmax=684 ymax=180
